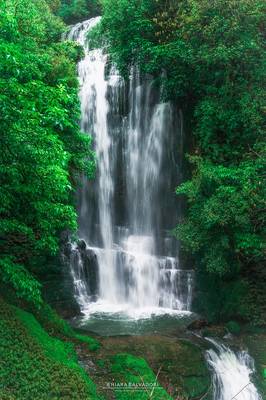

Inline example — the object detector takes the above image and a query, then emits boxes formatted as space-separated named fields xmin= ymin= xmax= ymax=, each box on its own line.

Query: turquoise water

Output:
xmin=71 ymin=311 xmax=196 ymax=336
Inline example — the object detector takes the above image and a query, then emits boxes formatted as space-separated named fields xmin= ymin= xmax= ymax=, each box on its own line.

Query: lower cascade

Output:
xmin=206 ymin=339 xmax=261 ymax=400
xmin=66 ymin=17 xmax=193 ymax=317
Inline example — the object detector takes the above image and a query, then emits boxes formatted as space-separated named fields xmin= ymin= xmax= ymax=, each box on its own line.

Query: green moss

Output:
xmin=31 ymin=302 xmax=101 ymax=352
xmin=109 ymin=353 xmax=172 ymax=400
xmin=32 ymin=302 xmax=75 ymax=337
xmin=0 ymin=298 xmax=101 ymax=400
xmin=74 ymin=334 xmax=100 ymax=352
xmin=97 ymin=359 xmax=105 ymax=368
xmin=96 ymin=335 xmax=211 ymax=399
xmin=16 ymin=308 xmax=73 ymax=363
xmin=170 ymin=340 xmax=211 ymax=399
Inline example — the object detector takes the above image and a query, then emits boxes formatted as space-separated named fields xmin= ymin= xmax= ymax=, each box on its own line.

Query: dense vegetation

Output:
xmin=58 ymin=0 xmax=101 ymax=24
xmin=99 ymin=0 xmax=266 ymax=324
xmin=0 ymin=0 xmax=265 ymax=398
xmin=0 ymin=2 xmax=179 ymax=399
xmin=0 ymin=298 xmax=101 ymax=399
xmin=0 ymin=0 xmax=95 ymax=306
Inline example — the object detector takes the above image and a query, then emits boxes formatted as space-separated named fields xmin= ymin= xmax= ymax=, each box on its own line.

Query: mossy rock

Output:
xmin=98 ymin=335 xmax=211 ymax=399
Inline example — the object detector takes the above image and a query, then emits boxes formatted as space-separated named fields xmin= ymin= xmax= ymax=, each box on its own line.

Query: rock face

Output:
xmin=41 ymin=262 xmax=81 ymax=319
xmin=76 ymin=241 xmax=100 ymax=299
xmin=50 ymin=238 xmax=100 ymax=316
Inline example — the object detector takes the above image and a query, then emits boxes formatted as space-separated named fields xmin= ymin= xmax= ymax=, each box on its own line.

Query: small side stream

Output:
xmin=70 ymin=313 xmax=262 ymax=399
xmin=206 ymin=338 xmax=261 ymax=400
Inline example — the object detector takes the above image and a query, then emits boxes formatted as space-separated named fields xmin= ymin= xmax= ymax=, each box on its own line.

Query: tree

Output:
xmin=0 ymin=0 xmax=95 ymax=305
xmin=100 ymin=0 xmax=266 ymax=323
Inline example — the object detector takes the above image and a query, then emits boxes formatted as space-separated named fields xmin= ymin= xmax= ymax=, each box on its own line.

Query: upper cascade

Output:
xmin=66 ymin=18 xmax=193 ymax=318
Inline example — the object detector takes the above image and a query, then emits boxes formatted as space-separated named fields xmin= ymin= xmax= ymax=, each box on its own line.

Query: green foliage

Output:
xmin=194 ymin=272 xmax=248 ymax=323
xmin=0 ymin=298 xmax=101 ymax=400
xmin=28 ymin=301 xmax=101 ymax=351
xmin=100 ymin=0 xmax=266 ymax=323
xmin=31 ymin=302 xmax=75 ymax=336
xmin=242 ymin=333 xmax=266 ymax=398
xmin=87 ymin=23 xmax=106 ymax=50
xmin=100 ymin=0 xmax=156 ymax=77
xmin=110 ymin=353 xmax=172 ymax=400
xmin=175 ymin=155 xmax=265 ymax=275
xmin=101 ymin=0 xmax=265 ymax=159
xmin=175 ymin=153 xmax=265 ymax=322
xmin=176 ymin=150 xmax=266 ymax=324
xmin=59 ymin=0 xmax=101 ymax=24
xmin=16 ymin=307 xmax=78 ymax=366
xmin=0 ymin=257 xmax=42 ymax=306
xmin=74 ymin=334 xmax=100 ymax=351
xmin=226 ymin=321 xmax=241 ymax=335
xmin=0 ymin=0 xmax=95 ymax=304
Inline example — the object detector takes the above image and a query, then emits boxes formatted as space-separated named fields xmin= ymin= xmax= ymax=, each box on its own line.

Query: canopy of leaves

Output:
xmin=100 ymin=0 xmax=266 ymax=323
xmin=101 ymin=0 xmax=265 ymax=158
xmin=175 ymin=153 xmax=265 ymax=275
xmin=0 ymin=0 xmax=95 ymax=305
xmin=58 ymin=0 xmax=101 ymax=24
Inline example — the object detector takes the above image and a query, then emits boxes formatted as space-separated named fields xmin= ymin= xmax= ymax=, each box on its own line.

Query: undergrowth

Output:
xmin=0 ymin=298 xmax=101 ymax=400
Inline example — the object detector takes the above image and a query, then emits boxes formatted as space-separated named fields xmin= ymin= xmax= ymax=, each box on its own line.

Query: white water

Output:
xmin=67 ymin=18 xmax=193 ymax=318
xmin=206 ymin=339 xmax=261 ymax=400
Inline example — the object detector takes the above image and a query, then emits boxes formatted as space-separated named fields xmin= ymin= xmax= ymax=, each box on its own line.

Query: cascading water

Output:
xmin=206 ymin=338 xmax=261 ymax=400
xmin=67 ymin=18 xmax=193 ymax=318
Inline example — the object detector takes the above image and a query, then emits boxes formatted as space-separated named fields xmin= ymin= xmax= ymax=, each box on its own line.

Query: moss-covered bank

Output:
xmin=0 ymin=298 xmax=101 ymax=400
xmin=0 ymin=298 xmax=186 ymax=399
xmin=77 ymin=334 xmax=211 ymax=400
xmin=0 ymin=291 xmax=217 ymax=400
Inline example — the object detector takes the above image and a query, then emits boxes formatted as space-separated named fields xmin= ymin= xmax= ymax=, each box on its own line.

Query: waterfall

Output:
xmin=206 ymin=338 xmax=261 ymax=400
xmin=67 ymin=18 xmax=193 ymax=318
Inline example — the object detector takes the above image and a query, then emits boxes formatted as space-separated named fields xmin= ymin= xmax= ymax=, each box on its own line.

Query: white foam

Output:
xmin=79 ymin=300 xmax=192 ymax=320
xmin=206 ymin=338 xmax=261 ymax=400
